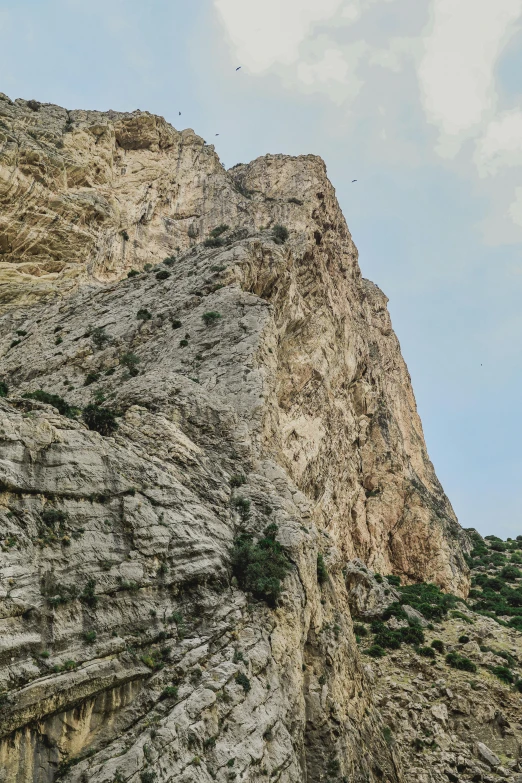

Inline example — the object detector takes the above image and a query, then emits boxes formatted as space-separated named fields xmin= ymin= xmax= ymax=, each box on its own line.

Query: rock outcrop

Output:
xmin=0 ymin=95 xmax=471 ymax=783
xmin=355 ymin=539 xmax=522 ymax=783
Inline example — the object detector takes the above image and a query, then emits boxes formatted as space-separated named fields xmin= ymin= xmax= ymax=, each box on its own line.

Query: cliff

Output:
xmin=0 ymin=95 xmax=471 ymax=783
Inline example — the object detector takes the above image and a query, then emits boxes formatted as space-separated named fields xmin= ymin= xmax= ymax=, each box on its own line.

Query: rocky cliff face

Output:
xmin=0 ymin=95 xmax=470 ymax=783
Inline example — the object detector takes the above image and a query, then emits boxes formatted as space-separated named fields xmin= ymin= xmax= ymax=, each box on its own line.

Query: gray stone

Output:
xmin=475 ymin=742 xmax=501 ymax=768
xmin=344 ymin=559 xmax=400 ymax=618
xmin=402 ymin=604 xmax=429 ymax=628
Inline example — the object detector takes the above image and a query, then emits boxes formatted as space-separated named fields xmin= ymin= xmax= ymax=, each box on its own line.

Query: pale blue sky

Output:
xmin=2 ymin=0 xmax=522 ymax=537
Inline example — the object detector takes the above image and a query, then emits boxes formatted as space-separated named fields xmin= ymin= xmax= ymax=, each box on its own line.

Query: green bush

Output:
xmin=431 ymin=639 xmax=445 ymax=653
xmin=501 ymin=565 xmax=522 ymax=581
xmin=204 ymin=237 xmax=225 ymax=248
xmin=141 ymin=648 xmax=170 ymax=671
xmin=353 ymin=624 xmax=368 ymax=637
xmin=46 ymin=583 xmax=79 ymax=607
xmin=80 ymin=579 xmax=98 ymax=608
xmin=179 ymin=339 xmax=188 ymax=347
xmin=418 ymin=646 xmax=436 ymax=658
xmin=156 ymin=270 xmax=170 ymax=281
xmin=202 ymin=311 xmax=222 ymax=326
xmin=231 ymin=523 xmax=291 ymax=607
xmin=171 ymin=319 xmax=182 ymax=329
xmin=496 ymin=649 xmax=516 ymax=666
xmin=401 ymin=625 xmax=425 ymax=644
xmin=83 ymin=404 xmax=118 ymax=436
xmin=0 ymin=381 xmax=8 ymax=397
xmin=163 ymin=256 xmax=176 ymax=266
xmin=235 ymin=672 xmax=251 ymax=692
xmin=445 ymin=652 xmax=476 ymax=672
xmin=120 ymin=352 xmax=140 ymax=376
xmin=398 ymin=583 xmax=459 ymax=621
xmin=84 ymin=372 xmax=100 ymax=386
xmin=372 ymin=623 xmax=424 ymax=651
xmin=451 ymin=610 xmax=474 ymax=624
xmin=160 ymin=686 xmax=178 ymax=700
xmin=382 ymin=727 xmax=393 ymax=746
xmin=230 ymin=474 xmax=246 ymax=488
xmin=458 ymin=635 xmax=470 ymax=644
xmin=41 ymin=509 xmax=67 ymax=529
xmin=137 ymin=308 xmax=152 ymax=321
xmin=91 ymin=326 xmax=110 ymax=349
xmin=374 ymin=628 xmax=401 ymax=650
xmin=387 ymin=575 xmax=401 ymax=587
xmin=231 ymin=496 xmax=251 ymax=520
xmin=365 ymin=644 xmax=386 ymax=658
xmin=22 ymin=390 xmax=75 ymax=418
xmin=84 ymin=631 xmax=97 ymax=644
xmin=210 ymin=224 xmax=229 ymax=238
xmin=127 ymin=269 xmax=139 ymax=278
xmin=326 ymin=759 xmax=340 ymax=776
xmin=140 ymin=772 xmax=156 ymax=783
xmin=272 ymin=224 xmax=289 ymax=245
xmin=490 ymin=665 xmax=514 ymax=684
xmin=234 ymin=182 xmax=253 ymax=199
xmin=382 ymin=602 xmax=408 ymax=622
xmin=317 ymin=553 xmax=328 ymax=585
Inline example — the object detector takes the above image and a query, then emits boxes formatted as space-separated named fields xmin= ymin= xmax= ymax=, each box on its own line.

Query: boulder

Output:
xmin=344 ymin=559 xmax=400 ymax=618
xmin=475 ymin=742 xmax=501 ymax=768
xmin=402 ymin=604 xmax=429 ymax=628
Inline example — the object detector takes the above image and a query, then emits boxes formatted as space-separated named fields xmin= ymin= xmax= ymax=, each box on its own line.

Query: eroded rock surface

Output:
xmin=0 ymin=95 xmax=471 ymax=783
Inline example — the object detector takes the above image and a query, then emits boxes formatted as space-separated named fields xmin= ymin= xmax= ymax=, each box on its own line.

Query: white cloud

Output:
xmin=509 ymin=187 xmax=522 ymax=227
xmin=298 ymin=47 xmax=349 ymax=84
xmin=296 ymin=43 xmax=367 ymax=103
xmin=214 ymin=0 xmax=345 ymax=73
xmin=369 ymin=36 xmax=418 ymax=72
xmin=475 ymin=110 xmax=522 ymax=176
xmin=418 ymin=0 xmax=522 ymax=158
xmin=341 ymin=2 xmax=361 ymax=22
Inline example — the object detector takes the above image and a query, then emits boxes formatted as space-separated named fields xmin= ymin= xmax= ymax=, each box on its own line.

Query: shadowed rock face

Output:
xmin=0 ymin=95 xmax=469 ymax=783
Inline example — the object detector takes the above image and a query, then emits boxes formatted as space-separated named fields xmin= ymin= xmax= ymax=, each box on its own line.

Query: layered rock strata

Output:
xmin=0 ymin=95 xmax=470 ymax=783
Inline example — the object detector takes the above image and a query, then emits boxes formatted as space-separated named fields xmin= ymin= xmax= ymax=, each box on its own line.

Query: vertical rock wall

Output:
xmin=0 ymin=95 xmax=469 ymax=782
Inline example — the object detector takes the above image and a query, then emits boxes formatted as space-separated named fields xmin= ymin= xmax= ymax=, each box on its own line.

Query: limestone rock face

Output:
xmin=0 ymin=96 xmax=471 ymax=783
xmin=0 ymin=95 xmax=242 ymax=306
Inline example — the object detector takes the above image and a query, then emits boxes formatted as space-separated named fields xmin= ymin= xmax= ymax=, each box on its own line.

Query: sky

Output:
xmin=1 ymin=0 xmax=522 ymax=537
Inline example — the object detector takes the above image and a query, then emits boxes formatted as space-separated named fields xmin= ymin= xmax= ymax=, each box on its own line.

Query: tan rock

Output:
xmin=0 ymin=95 xmax=474 ymax=783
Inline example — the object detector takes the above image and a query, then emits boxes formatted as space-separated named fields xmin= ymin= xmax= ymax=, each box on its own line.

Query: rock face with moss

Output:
xmin=0 ymin=95 xmax=471 ymax=783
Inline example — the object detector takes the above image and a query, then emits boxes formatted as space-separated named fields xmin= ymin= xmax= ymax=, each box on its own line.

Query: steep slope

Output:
xmin=0 ymin=96 xmax=469 ymax=783
xmin=348 ymin=536 xmax=522 ymax=783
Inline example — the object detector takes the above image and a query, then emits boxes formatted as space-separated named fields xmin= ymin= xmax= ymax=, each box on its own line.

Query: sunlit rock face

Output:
xmin=0 ymin=95 xmax=469 ymax=783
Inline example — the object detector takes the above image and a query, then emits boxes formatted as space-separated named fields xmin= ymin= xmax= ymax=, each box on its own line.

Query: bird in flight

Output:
xmin=236 ymin=66 xmax=241 ymax=71
xmin=179 ymin=112 xmax=181 ymax=116
xmin=216 ymin=133 xmax=219 ymax=136
xmin=352 ymin=179 xmax=357 ymax=182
